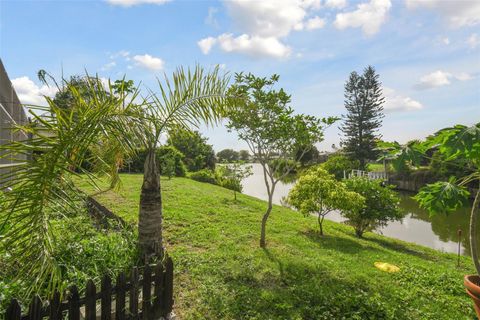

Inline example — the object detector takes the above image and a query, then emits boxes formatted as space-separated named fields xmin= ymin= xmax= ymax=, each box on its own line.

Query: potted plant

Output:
xmin=413 ymin=123 xmax=480 ymax=316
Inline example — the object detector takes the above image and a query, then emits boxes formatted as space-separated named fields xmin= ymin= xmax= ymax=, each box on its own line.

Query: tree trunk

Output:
xmin=138 ymin=149 xmax=164 ymax=260
xmin=470 ymin=188 xmax=480 ymax=275
xmin=260 ymin=194 xmax=273 ymax=248
xmin=318 ymin=214 xmax=324 ymax=236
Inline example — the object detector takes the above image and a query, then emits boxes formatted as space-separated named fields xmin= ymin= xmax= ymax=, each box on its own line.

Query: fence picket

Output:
xmin=85 ymin=280 xmax=97 ymax=320
xmin=28 ymin=295 xmax=42 ymax=320
xmin=129 ymin=266 xmax=139 ymax=318
xmin=153 ymin=262 xmax=164 ymax=316
xmin=49 ymin=291 xmax=62 ymax=319
xmin=5 ymin=299 xmax=21 ymax=320
xmin=68 ymin=286 xmax=80 ymax=320
xmin=116 ymin=272 xmax=127 ymax=320
xmin=142 ymin=264 xmax=152 ymax=319
xmin=164 ymin=257 xmax=174 ymax=314
xmin=101 ymin=274 xmax=112 ymax=320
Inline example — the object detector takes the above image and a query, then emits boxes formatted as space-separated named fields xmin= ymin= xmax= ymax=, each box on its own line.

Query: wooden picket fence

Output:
xmin=4 ymin=257 xmax=174 ymax=320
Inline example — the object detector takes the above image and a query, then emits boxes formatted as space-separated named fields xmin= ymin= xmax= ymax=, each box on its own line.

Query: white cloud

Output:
xmin=384 ymin=87 xmax=423 ymax=112
xmin=199 ymin=0 xmax=322 ymax=58
xmin=213 ymin=33 xmax=292 ymax=58
xmin=101 ymin=61 xmax=117 ymax=71
xmin=325 ymin=0 xmax=347 ymax=9
xmin=224 ymin=0 xmax=317 ymax=38
xmin=198 ymin=37 xmax=217 ymax=54
xmin=205 ymin=7 xmax=219 ymax=27
xmin=417 ymin=70 xmax=451 ymax=89
xmin=11 ymin=77 xmax=58 ymax=106
xmin=306 ymin=16 xmax=326 ymax=30
xmin=334 ymin=0 xmax=392 ymax=36
xmin=442 ymin=37 xmax=450 ymax=45
xmin=467 ymin=33 xmax=479 ymax=49
xmin=455 ymin=72 xmax=473 ymax=81
xmin=405 ymin=0 xmax=480 ymax=28
xmin=416 ymin=70 xmax=474 ymax=89
xmin=106 ymin=0 xmax=170 ymax=7
xmin=133 ymin=54 xmax=164 ymax=71
xmin=109 ymin=50 xmax=130 ymax=60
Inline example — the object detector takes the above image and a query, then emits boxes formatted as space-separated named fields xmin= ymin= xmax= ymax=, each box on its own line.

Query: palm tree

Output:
xmin=136 ymin=65 xmax=229 ymax=260
xmin=0 ymin=76 xmax=142 ymax=296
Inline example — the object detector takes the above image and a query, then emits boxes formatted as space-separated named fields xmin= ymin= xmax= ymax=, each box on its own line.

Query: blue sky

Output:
xmin=1 ymin=0 xmax=479 ymax=152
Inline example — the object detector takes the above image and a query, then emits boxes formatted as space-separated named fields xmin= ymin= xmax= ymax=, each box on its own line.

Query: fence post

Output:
xmin=101 ymin=274 xmax=112 ymax=320
xmin=153 ymin=262 xmax=164 ymax=317
xmin=5 ymin=299 xmax=21 ymax=320
xmin=68 ymin=285 xmax=80 ymax=320
xmin=49 ymin=291 xmax=62 ymax=320
xmin=85 ymin=280 xmax=97 ymax=320
xmin=164 ymin=257 xmax=174 ymax=315
xmin=116 ymin=272 xmax=127 ymax=320
xmin=142 ymin=264 xmax=152 ymax=319
xmin=129 ymin=266 xmax=139 ymax=319
xmin=28 ymin=295 xmax=42 ymax=320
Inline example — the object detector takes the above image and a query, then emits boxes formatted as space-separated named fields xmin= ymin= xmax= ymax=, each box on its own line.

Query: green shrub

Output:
xmin=122 ymin=146 xmax=186 ymax=177
xmin=321 ymin=154 xmax=359 ymax=180
xmin=189 ymin=169 xmax=218 ymax=185
xmin=342 ymin=177 xmax=403 ymax=237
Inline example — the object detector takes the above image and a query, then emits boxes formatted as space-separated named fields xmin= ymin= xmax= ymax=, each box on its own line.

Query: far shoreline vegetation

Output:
xmin=0 ymin=64 xmax=478 ymax=319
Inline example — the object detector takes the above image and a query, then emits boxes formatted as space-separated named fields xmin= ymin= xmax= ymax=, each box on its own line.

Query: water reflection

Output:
xmin=241 ymin=163 xmax=475 ymax=255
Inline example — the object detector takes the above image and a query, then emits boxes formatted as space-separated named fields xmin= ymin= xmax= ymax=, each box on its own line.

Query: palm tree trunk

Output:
xmin=470 ymin=187 xmax=480 ymax=275
xmin=138 ymin=148 xmax=164 ymax=260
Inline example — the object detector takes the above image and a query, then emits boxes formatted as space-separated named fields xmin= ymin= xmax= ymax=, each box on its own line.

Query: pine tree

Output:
xmin=340 ymin=66 xmax=385 ymax=170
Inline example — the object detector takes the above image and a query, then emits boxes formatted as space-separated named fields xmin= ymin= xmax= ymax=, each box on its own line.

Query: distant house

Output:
xmin=0 ymin=59 xmax=29 ymax=185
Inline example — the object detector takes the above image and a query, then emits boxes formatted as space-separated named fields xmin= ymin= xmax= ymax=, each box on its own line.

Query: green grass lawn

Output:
xmin=76 ymin=174 xmax=475 ymax=319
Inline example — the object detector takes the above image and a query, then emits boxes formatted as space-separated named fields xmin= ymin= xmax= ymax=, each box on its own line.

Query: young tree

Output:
xmin=217 ymin=148 xmax=239 ymax=163
xmin=226 ymin=73 xmax=337 ymax=247
xmin=287 ymin=167 xmax=364 ymax=236
xmin=220 ymin=162 xmax=253 ymax=200
xmin=340 ymin=66 xmax=385 ymax=170
xmin=342 ymin=177 xmax=403 ymax=237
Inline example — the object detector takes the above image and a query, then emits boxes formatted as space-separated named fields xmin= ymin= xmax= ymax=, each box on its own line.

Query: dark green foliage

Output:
xmin=157 ymin=146 xmax=187 ymax=178
xmin=123 ymin=146 xmax=186 ymax=177
xmin=0 ymin=215 xmax=138 ymax=312
xmin=189 ymin=169 xmax=218 ymax=185
xmin=340 ymin=66 xmax=385 ymax=169
xmin=321 ymin=154 xmax=360 ymax=180
xmin=343 ymin=178 xmax=403 ymax=237
xmin=377 ymin=140 xmax=425 ymax=175
xmin=295 ymin=144 xmax=320 ymax=166
xmin=216 ymin=149 xmax=239 ymax=163
xmin=167 ymin=129 xmax=216 ymax=171
xmin=429 ymin=150 xmax=474 ymax=180
xmin=414 ymin=178 xmax=470 ymax=216
xmin=238 ymin=150 xmax=250 ymax=161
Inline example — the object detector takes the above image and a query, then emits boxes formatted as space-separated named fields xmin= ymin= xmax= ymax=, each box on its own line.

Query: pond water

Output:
xmin=241 ymin=163 xmax=475 ymax=256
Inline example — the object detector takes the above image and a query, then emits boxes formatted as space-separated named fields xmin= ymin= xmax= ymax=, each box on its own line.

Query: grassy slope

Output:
xmin=76 ymin=174 xmax=474 ymax=320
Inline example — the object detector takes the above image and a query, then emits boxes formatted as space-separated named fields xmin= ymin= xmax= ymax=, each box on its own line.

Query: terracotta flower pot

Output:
xmin=464 ymin=275 xmax=480 ymax=317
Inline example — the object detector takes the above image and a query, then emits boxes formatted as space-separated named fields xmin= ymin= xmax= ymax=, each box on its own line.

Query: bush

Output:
xmin=342 ymin=177 xmax=403 ymax=237
xmin=189 ymin=169 xmax=218 ymax=185
xmin=321 ymin=154 xmax=360 ymax=180
xmin=122 ymin=146 xmax=186 ymax=177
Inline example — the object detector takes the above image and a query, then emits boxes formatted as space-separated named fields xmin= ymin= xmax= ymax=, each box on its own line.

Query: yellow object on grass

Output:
xmin=374 ymin=262 xmax=400 ymax=273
